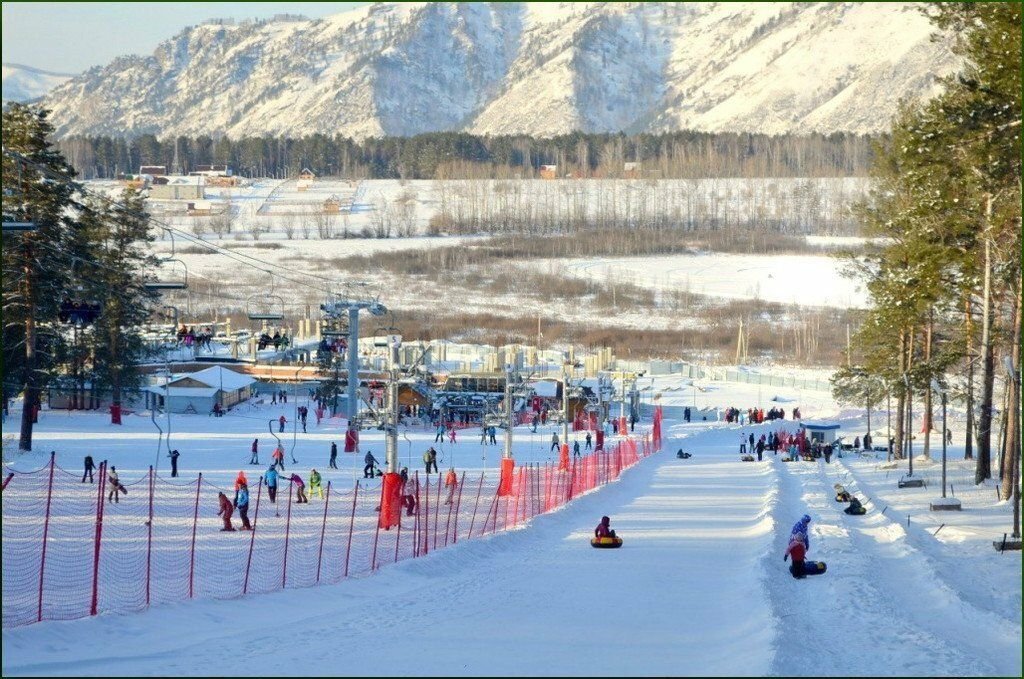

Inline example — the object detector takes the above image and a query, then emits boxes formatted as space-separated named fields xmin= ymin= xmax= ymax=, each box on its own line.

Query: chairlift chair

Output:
xmin=247 ymin=277 xmax=284 ymax=321
xmin=145 ymin=258 xmax=189 ymax=291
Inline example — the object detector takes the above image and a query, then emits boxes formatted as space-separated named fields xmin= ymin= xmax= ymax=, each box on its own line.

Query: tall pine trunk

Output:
xmin=894 ymin=328 xmax=907 ymax=460
xmin=977 ymin=232 xmax=994 ymax=484
xmin=19 ymin=253 xmax=36 ymax=451
xmin=1000 ymin=283 xmax=1021 ymax=501
xmin=965 ymin=295 xmax=975 ymax=460
xmin=923 ymin=309 xmax=933 ymax=459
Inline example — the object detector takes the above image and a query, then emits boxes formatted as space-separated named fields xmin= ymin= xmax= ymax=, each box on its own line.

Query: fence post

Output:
xmin=282 ymin=480 xmax=294 ymax=588
xmin=513 ymin=466 xmax=523 ymax=525
xmin=487 ymin=483 xmax=502 ymax=534
xmin=343 ymin=481 xmax=359 ymax=578
xmin=433 ymin=471 xmax=442 ymax=551
xmin=567 ymin=457 xmax=577 ymax=502
xmin=1 ymin=471 xmax=13 ymax=491
xmin=467 ymin=471 xmax=485 ymax=539
xmin=36 ymin=451 xmax=57 ymax=622
xmin=370 ymin=480 xmax=384 ymax=571
xmin=90 ymin=460 xmax=107 ymax=617
xmin=243 ymin=477 xmax=263 ymax=594
xmin=413 ymin=472 xmax=421 ymax=558
xmin=422 ymin=475 xmax=430 ymax=556
xmin=188 ymin=473 xmax=202 ymax=599
xmin=450 ymin=471 xmax=466 ymax=545
xmin=394 ymin=482 xmax=403 ymax=565
xmin=146 ymin=465 xmax=154 ymax=608
xmin=315 ymin=481 xmax=331 ymax=584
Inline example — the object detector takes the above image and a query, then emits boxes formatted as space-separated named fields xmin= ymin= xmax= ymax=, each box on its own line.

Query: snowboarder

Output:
xmin=551 ymin=432 xmax=560 ymax=453
xmin=594 ymin=516 xmax=616 ymax=539
xmin=329 ymin=442 xmax=338 ymax=469
xmin=364 ymin=451 xmax=380 ymax=478
xmin=250 ymin=438 xmax=259 ymax=465
xmin=265 ymin=466 xmax=279 ymax=504
xmin=107 ymin=466 xmax=124 ymax=504
xmin=82 ymin=455 xmax=96 ymax=483
xmin=168 ymin=449 xmax=180 ymax=477
xmin=844 ymin=496 xmax=864 ymax=515
xmin=784 ymin=536 xmax=806 ymax=579
xmin=308 ymin=468 xmax=323 ymax=500
xmin=236 ymin=483 xmax=252 ymax=530
xmin=217 ymin=491 xmax=235 ymax=531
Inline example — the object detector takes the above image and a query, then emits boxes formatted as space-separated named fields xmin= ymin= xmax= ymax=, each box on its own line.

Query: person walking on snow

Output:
xmin=435 ymin=424 xmax=445 ymax=443
xmin=82 ymin=455 xmax=96 ymax=483
xmin=551 ymin=432 xmax=560 ymax=453
xmin=740 ymin=433 xmax=747 ymax=455
xmin=784 ymin=535 xmax=806 ymax=579
xmin=272 ymin=445 xmax=285 ymax=471
xmin=424 ymin=447 xmax=439 ymax=475
xmin=444 ymin=468 xmax=458 ymax=505
xmin=107 ymin=466 xmax=124 ymax=504
xmin=250 ymin=438 xmax=259 ymax=465
xmin=329 ymin=442 xmax=338 ymax=469
xmin=449 ymin=427 xmax=457 ymax=444
xmin=168 ymin=449 xmax=180 ymax=477
xmin=217 ymin=491 xmax=235 ymax=531
xmin=279 ymin=414 xmax=287 ymax=433
xmin=308 ymin=468 xmax=323 ymax=500
xmin=573 ymin=440 xmax=581 ymax=459
xmin=585 ymin=432 xmax=592 ymax=451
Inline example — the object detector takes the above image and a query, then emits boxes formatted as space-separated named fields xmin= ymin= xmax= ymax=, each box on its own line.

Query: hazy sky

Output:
xmin=2 ymin=2 xmax=369 ymax=73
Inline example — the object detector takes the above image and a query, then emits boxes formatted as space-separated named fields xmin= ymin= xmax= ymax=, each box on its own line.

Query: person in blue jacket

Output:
xmin=235 ymin=483 xmax=252 ymax=530
xmin=265 ymin=466 xmax=279 ymax=504
xmin=791 ymin=514 xmax=811 ymax=552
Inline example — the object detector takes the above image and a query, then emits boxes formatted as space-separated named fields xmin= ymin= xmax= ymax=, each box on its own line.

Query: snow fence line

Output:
xmin=2 ymin=433 xmax=661 ymax=628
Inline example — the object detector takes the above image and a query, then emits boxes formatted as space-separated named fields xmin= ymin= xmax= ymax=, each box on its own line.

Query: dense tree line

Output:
xmin=2 ymin=104 xmax=157 ymax=450
xmin=832 ymin=2 xmax=1020 ymax=520
xmin=56 ymin=129 xmax=875 ymax=181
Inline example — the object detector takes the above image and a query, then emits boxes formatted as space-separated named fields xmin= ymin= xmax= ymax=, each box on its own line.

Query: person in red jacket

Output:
xmin=594 ymin=516 xmax=616 ymax=539
xmin=217 ymin=491 xmax=236 ymax=531
xmin=784 ymin=536 xmax=806 ymax=579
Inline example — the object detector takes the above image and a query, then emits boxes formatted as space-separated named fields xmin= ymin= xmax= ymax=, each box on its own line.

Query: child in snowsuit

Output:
xmin=289 ymin=473 xmax=307 ymax=503
xmin=551 ymin=433 xmax=560 ymax=452
xmin=107 ymin=467 xmax=124 ymax=503
xmin=444 ymin=468 xmax=458 ymax=505
xmin=791 ymin=514 xmax=811 ymax=554
xmin=784 ymin=537 xmax=806 ymax=578
xmin=308 ymin=469 xmax=323 ymax=500
xmin=218 ymin=491 xmax=235 ymax=531
xmin=236 ymin=484 xmax=252 ymax=530
xmin=594 ymin=516 xmax=616 ymax=539
xmin=265 ymin=466 xmax=278 ymax=503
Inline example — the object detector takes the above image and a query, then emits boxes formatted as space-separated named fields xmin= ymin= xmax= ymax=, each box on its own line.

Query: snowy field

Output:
xmin=2 ymin=373 xmax=1019 ymax=677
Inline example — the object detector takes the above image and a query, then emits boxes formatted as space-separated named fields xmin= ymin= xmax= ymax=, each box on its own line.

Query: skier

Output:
xmin=435 ymin=423 xmax=445 ymax=443
xmin=329 ymin=441 xmax=338 ymax=469
xmin=272 ymin=445 xmax=285 ymax=471
xmin=444 ymin=468 xmax=458 ymax=505
xmin=755 ymin=439 xmax=764 ymax=462
xmin=308 ymin=468 xmax=323 ymax=500
xmin=236 ymin=483 xmax=252 ymax=530
xmin=573 ymin=440 xmax=581 ymax=459
xmin=784 ymin=535 xmax=806 ymax=579
xmin=265 ymin=465 xmax=279 ymax=504
xmin=279 ymin=414 xmax=286 ymax=433
xmin=551 ymin=432 xmax=560 ymax=453
xmin=168 ymin=449 xmax=180 ymax=477
xmin=250 ymin=438 xmax=259 ymax=465
xmin=217 ymin=491 xmax=236 ymax=531
xmin=82 ymin=455 xmax=96 ymax=483
xmin=585 ymin=432 xmax=592 ymax=451
xmin=363 ymin=451 xmax=380 ymax=478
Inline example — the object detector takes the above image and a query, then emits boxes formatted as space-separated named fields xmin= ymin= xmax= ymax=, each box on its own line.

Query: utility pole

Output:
xmin=504 ymin=364 xmax=515 ymax=461
xmin=563 ymin=364 xmax=571 ymax=449
xmin=384 ymin=334 xmax=401 ymax=474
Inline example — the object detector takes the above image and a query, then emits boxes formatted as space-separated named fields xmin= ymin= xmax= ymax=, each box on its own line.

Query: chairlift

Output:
xmin=247 ymin=278 xmax=284 ymax=321
xmin=145 ymin=258 xmax=189 ymax=291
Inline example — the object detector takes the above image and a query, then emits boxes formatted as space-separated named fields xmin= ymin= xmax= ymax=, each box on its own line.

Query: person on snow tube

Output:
xmin=595 ymin=515 xmax=617 ymax=539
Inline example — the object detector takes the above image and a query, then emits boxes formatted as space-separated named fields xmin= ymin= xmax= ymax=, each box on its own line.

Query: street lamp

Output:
xmin=929 ymin=378 xmax=960 ymax=511
xmin=898 ymin=372 xmax=924 ymax=488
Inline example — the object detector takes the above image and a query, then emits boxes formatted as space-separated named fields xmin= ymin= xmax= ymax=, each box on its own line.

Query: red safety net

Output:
xmin=2 ymin=433 xmax=661 ymax=628
xmin=558 ymin=443 xmax=570 ymax=471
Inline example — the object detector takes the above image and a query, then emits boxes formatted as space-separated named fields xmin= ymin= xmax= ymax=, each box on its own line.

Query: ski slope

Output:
xmin=1 ymin=377 xmax=1020 ymax=676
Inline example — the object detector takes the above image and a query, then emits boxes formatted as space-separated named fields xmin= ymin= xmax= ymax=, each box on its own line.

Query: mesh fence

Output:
xmin=2 ymin=433 xmax=658 ymax=628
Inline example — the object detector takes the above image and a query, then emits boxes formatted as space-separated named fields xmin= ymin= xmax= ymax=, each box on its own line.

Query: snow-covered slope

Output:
xmin=1 ymin=63 xmax=74 ymax=102
xmin=40 ymin=2 xmax=959 ymax=139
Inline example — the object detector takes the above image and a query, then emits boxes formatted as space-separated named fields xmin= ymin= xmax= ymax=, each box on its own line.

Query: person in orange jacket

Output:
xmin=444 ymin=468 xmax=458 ymax=505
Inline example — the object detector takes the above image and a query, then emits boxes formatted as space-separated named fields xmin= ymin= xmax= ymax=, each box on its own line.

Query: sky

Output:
xmin=1 ymin=2 xmax=368 ymax=73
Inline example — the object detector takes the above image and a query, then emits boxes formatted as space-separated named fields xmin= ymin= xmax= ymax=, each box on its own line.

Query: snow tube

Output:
xmin=801 ymin=561 xmax=827 ymax=575
xmin=740 ymin=455 xmax=755 ymax=462
xmin=844 ymin=506 xmax=867 ymax=515
xmin=591 ymin=536 xmax=623 ymax=549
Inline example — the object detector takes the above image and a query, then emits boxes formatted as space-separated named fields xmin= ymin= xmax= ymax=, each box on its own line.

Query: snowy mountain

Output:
xmin=2 ymin=63 xmax=75 ymax=102
xmin=40 ymin=2 xmax=959 ymax=139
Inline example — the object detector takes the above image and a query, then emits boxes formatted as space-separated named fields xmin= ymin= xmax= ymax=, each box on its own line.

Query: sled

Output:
xmin=676 ymin=451 xmax=692 ymax=459
xmin=740 ymin=455 xmax=755 ymax=462
xmin=801 ymin=561 xmax=827 ymax=575
xmin=844 ymin=506 xmax=867 ymax=515
xmin=591 ymin=536 xmax=623 ymax=549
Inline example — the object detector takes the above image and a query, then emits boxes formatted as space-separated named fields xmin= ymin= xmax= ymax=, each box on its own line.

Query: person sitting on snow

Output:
xmin=844 ymin=496 xmax=864 ymax=515
xmin=594 ymin=516 xmax=617 ymax=539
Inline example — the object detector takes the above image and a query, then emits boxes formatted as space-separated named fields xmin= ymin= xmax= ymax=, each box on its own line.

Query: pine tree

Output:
xmin=2 ymin=104 xmax=80 ymax=450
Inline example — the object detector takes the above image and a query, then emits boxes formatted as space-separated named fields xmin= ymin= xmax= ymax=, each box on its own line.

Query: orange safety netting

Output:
xmin=2 ymin=433 xmax=662 ymax=628
xmin=559 ymin=443 xmax=570 ymax=471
